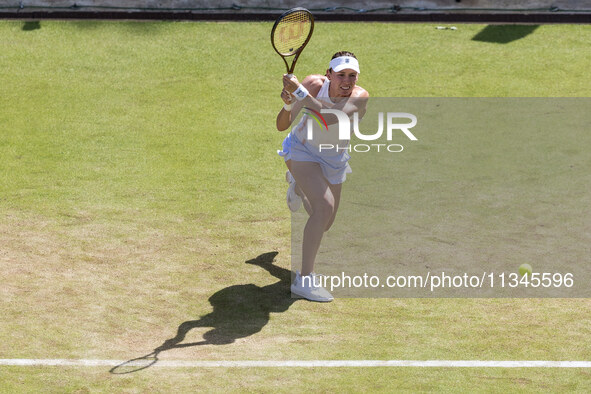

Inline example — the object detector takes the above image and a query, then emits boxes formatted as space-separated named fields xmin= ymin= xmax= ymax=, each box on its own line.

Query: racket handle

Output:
xmin=285 ymin=74 xmax=295 ymax=98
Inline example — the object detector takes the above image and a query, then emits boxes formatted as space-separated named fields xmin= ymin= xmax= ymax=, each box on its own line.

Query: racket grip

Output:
xmin=286 ymin=74 xmax=293 ymax=78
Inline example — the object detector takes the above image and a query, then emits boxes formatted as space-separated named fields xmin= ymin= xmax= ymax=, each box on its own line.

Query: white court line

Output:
xmin=0 ymin=359 xmax=590 ymax=368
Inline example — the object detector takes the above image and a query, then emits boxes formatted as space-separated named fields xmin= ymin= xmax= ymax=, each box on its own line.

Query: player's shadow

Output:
xmin=472 ymin=25 xmax=539 ymax=44
xmin=110 ymin=251 xmax=296 ymax=374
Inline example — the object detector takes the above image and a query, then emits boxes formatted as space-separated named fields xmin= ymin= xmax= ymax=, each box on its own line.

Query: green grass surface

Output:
xmin=1 ymin=365 xmax=589 ymax=392
xmin=1 ymin=20 xmax=591 ymax=392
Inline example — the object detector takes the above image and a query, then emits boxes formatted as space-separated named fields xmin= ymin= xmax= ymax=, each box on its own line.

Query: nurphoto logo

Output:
xmin=305 ymin=108 xmax=418 ymax=153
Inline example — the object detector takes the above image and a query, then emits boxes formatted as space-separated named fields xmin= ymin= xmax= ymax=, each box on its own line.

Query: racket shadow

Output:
xmin=110 ymin=251 xmax=296 ymax=374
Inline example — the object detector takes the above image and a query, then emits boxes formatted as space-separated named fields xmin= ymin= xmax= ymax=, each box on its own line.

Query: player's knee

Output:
xmin=314 ymin=198 xmax=334 ymax=223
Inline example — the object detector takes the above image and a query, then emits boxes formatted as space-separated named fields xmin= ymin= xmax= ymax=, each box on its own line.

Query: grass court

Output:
xmin=1 ymin=20 xmax=590 ymax=391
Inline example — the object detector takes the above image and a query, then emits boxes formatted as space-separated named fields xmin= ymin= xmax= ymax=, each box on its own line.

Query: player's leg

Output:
xmin=324 ymin=182 xmax=342 ymax=232
xmin=290 ymin=160 xmax=335 ymax=276
xmin=285 ymin=159 xmax=312 ymax=214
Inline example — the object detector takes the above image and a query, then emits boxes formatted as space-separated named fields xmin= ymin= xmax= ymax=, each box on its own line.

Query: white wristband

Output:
xmin=283 ymin=103 xmax=292 ymax=111
xmin=292 ymin=85 xmax=309 ymax=101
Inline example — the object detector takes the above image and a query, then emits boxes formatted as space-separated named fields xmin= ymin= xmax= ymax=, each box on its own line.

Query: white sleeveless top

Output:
xmin=291 ymin=79 xmax=350 ymax=153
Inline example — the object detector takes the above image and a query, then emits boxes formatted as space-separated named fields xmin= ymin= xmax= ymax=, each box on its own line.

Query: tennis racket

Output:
xmin=270 ymin=7 xmax=314 ymax=76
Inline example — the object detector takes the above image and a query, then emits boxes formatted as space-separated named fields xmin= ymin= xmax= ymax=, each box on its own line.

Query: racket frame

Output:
xmin=270 ymin=7 xmax=315 ymax=76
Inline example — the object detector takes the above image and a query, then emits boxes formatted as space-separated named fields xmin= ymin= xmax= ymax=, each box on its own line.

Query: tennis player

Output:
xmin=276 ymin=51 xmax=369 ymax=302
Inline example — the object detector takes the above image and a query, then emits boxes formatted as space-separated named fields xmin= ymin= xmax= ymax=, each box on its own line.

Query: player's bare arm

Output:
xmin=282 ymin=72 xmax=369 ymax=126
xmin=276 ymin=74 xmax=324 ymax=131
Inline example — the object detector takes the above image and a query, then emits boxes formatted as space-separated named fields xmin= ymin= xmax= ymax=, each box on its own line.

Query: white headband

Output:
xmin=329 ymin=56 xmax=360 ymax=74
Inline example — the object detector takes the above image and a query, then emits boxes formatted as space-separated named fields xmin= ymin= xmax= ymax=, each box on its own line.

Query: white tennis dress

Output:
xmin=277 ymin=79 xmax=352 ymax=185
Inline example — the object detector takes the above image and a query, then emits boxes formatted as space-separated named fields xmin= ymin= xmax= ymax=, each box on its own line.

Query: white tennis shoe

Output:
xmin=285 ymin=171 xmax=302 ymax=212
xmin=291 ymin=271 xmax=334 ymax=302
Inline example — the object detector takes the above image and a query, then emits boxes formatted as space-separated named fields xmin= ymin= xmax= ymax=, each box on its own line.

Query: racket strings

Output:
xmin=273 ymin=11 xmax=312 ymax=56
